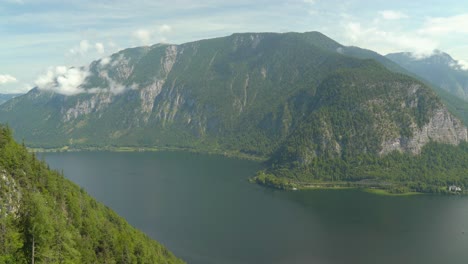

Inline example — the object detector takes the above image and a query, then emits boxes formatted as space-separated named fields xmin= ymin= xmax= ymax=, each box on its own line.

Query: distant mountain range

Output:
xmin=387 ymin=51 xmax=468 ymax=101
xmin=0 ymin=32 xmax=466 ymax=192
xmin=0 ymin=93 xmax=22 ymax=105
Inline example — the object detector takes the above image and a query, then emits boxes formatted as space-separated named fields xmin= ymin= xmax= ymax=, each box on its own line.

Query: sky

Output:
xmin=1 ymin=0 xmax=468 ymax=93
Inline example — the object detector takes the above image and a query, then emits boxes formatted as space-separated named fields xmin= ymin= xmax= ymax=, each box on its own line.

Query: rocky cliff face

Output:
xmin=0 ymin=32 xmax=466 ymax=159
xmin=0 ymin=169 xmax=21 ymax=217
xmin=380 ymin=108 xmax=468 ymax=155
xmin=381 ymin=107 xmax=468 ymax=155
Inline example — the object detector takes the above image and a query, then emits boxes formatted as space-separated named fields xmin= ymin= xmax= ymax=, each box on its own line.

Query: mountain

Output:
xmin=0 ymin=32 xmax=467 ymax=192
xmin=0 ymin=125 xmax=183 ymax=263
xmin=386 ymin=51 xmax=468 ymax=101
xmin=0 ymin=93 xmax=21 ymax=105
xmin=1 ymin=31 xmax=390 ymax=153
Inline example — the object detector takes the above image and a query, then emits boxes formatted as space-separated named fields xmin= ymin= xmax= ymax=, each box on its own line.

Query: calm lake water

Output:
xmin=43 ymin=151 xmax=468 ymax=264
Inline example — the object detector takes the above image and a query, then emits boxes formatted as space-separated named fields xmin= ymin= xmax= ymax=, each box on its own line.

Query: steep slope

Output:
xmin=0 ymin=32 xmax=467 ymax=192
xmin=0 ymin=125 xmax=184 ymax=263
xmin=0 ymin=94 xmax=21 ymax=105
xmin=386 ymin=51 xmax=468 ymax=101
xmin=1 ymin=32 xmax=403 ymax=156
xmin=262 ymin=63 xmax=468 ymax=192
xmin=332 ymin=45 xmax=468 ymax=125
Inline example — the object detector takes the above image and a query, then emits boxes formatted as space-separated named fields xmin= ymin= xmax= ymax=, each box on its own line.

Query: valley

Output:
xmin=1 ymin=32 xmax=466 ymax=194
xmin=3 ymin=2 xmax=468 ymax=263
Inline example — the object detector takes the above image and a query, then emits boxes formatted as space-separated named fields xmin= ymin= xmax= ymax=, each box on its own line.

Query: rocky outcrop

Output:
xmin=63 ymin=93 xmax=113 ymax=122
xmin=0 ymin=169 xmax=21 ymax=217
xmin=140 ymin=45 xmax=178 ymax=120
xmin=381 ymin=107 xmax=468 ymax=155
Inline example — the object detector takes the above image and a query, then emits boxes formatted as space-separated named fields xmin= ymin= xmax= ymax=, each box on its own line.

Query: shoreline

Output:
xmin=29 ymin=145 xmax=268 ymax=162
xmin=32 ymin=146 xmax=464 ymax=196
xmin=251 ymin=173 xmax=465 ymax=196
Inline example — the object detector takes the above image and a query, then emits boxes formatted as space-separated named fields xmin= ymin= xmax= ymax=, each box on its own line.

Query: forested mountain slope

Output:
xmin=0 ymin=32 xmax=466 ymax=193
xmin=0 ymin=125 xmax=183 ymax=263
xmin=1 ymin=32 xmax=465 ymax=155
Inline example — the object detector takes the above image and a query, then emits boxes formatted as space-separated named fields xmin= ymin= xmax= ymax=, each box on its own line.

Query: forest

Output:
xmin=0 ymin=125 xmax=183 ymax=264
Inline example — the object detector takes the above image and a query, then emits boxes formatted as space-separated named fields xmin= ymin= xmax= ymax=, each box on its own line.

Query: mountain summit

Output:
xmin=1 ymin=32 xmax=467 ymax=192
xmin=386 ymin=50 xmax=468 ymax=101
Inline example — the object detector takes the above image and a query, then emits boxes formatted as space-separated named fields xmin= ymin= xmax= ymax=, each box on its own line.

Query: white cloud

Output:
xmin=79 ymin=40 xmax=90 ymax=53
xmin=133 ymin=24 xmax=173 ymax=45
xmin=344 ymin=22 xmax=438 ymax=56
xmin=420 ymin=13 xmax=468 ymax=35
xmin=100 ymin=57 xmax=111 ymax=66
xmin=134 ymin=29 xmax=151 ymax=45
xmin=379 ymin=10 xmax=408 ymax=20
xmin=458 ymin=60 xmax=468 ymax=71
xmin=158 ymin=24 xmax=172 ymax=34
xmin=68 ymin=39 xmax=91 ymax=56
xmin=0 ymin=74 xmax=17 ymax=85
xmin=448 ymin=59 xmax=468 ymax=71
xmin=35 ymin=66 xmax=90 ymax=95
xmin=95 ymin=42 xmax=105 ymax=54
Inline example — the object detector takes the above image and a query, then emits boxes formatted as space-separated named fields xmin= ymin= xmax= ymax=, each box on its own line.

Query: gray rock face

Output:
xmin=381 ymin=107 xmax=468 ymax=155
xmin=63 ymin=93 xmax=113 ymax=122
xmin=0 ymin=169 xmax=21 ymax=217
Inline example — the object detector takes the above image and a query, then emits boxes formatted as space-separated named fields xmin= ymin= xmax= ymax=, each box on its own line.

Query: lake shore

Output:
xmin=28 ymin=145 xmax=268 ymax=162
xmin=251 ymin=173 xmax=465 ymax=195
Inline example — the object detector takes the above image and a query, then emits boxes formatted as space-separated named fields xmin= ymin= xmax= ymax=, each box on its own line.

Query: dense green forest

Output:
xmin=255 ymin=142 xmax=468 ymax=193
xmin=0 ymin=125 xmax=183 ymax=264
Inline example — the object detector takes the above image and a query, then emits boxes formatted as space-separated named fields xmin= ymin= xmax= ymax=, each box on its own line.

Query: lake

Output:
xmin=42 ymin=151 xmax=468 ymax=264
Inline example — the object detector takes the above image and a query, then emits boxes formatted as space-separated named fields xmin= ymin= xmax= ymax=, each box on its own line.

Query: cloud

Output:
xmin=69 ymin=40 xmax=108 ymax=57
xmin=134 ymin=29 xmax=151 ymax=45
xmin=79 ymin=40 xmax=90 ymax=53
xmin=458 ymin=60 xmax=468 ymax=71
xmin=344 ymin=22 xmax=438 ymax=57
xmin=100 ymin=57 xmax=111 ymax=66
xmin=95 ymin=42 xmax=105 ymax=54
xmin=0 ymin=74 xmax=18 ymax=85
xmin=69 ymin=40 xmax=91 ymax=56
xmin=378 ymin=10 xmax=408 ymax=20
xmin=448 ymin=59 xmax=468 ymax=71
xmin=35 ymin=66 xmax=90 ymax=95
xmin=158 ymin=24 xmax=172 ymax=34
xmin=133 ymin=24 xmax=173 ymax=45
xmin=420 ymin=13 xmax=468 ymax=35
xmin=34 ymin=55 xmax=137 ymax=96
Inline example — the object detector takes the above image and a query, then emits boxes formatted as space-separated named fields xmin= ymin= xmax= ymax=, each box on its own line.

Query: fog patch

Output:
xmin=35 ymin=66 xmax=90 ymax=96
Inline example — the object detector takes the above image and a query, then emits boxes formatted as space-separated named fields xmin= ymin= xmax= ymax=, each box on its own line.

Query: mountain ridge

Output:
xmin=386 ymin=50 xmax=468 ymax=101
xmin=1 ymin=31 xmax=467 ymax=192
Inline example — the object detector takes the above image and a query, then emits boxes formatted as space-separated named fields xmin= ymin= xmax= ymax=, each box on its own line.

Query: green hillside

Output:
xmin=0 ymin=32 xmax=466 ymax=194
xmin=262 ymin=65 xmax=468 ymax=193
xmin=0 ymin=125 xmax=184 ymax=263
